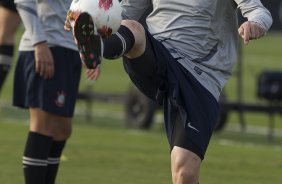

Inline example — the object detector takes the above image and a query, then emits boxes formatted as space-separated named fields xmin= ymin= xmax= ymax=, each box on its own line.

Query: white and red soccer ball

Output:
xmin=69 ymin=0 xmax=122 ymax=37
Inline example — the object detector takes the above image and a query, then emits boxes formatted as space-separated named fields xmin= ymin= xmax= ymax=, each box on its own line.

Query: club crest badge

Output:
xmin=55 ymin=91 xmax=66 ymax=107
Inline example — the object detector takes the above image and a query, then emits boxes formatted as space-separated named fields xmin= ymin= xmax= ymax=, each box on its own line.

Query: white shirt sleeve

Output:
xmin=235 ymin=0 xmax=273 ymax=31
xmin=15 ymin=0 xmax=47 ymax=46
xmin=121 ymin=0 xmax=152 ymax=21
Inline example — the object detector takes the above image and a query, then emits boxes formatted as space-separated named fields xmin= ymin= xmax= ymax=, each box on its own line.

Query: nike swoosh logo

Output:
xmin=187 ymin=122 xmax=200 ymax=132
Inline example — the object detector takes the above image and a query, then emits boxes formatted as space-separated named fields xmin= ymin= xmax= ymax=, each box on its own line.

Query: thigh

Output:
xmin=164 ymin=63 xmax=219 ymax=160
xmin=0 ymin=3 xmax=21 ymax=43
xmin=171 ymin=146 xmax=201 ymax=183
xmin=122 ymin=30 xmax=172 ymax=102
xmin=29 ymin=107 xmax=72 ymax=140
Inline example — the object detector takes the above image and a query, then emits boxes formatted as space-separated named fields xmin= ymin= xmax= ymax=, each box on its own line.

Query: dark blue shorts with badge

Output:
xmin=123 ymin=30 xmax=219 ymax=160
xmin=13 ymin=47 xmax=81 ymax=117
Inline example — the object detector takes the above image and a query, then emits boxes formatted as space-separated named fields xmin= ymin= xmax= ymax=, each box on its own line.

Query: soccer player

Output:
xmin=13 ymin=0 xmax=85 ymax=183
xmin=66 ymin=0 xmax=272 ymax=183
xmin=0 ymin=0 xmax=21 ymax=95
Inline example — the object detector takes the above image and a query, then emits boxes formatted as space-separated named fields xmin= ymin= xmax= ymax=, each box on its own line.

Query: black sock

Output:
xmin=22 ymin=132 xmax=53 ymax=184
xmin=103 ymin=25 xmax=135 ymax=59
xmin=46 ymin=140 xmax=66 ymax=184
xmin=0 ymin=45 xmax=14 ymax=92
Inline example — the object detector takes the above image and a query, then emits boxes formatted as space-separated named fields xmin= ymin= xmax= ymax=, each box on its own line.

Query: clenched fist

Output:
xmin=238 ymin=21 xmax=266 ymax=44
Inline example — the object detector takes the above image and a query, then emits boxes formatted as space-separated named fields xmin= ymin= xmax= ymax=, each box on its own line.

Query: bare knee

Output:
xmin=172 ymin=164 xmax=198 ymax=184
xmin=171 ymin=147 xmax=201 ymax=184
xmin=121 ymin=20 xmax=146 ymax=58
xmin=29 ymin=108 xmax=72 ymax=140
xmin=52 ymin=117 xmax=73 ymax=140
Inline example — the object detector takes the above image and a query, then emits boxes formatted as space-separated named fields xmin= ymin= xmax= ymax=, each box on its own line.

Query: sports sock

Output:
xmin=103 ymin=25 xmax=135 ymax=59
xmin=0 ymin=45 xmax=14 ymax=92
xmin=46 ymin=140 xmax=66 ymax=184
xmin=22 ymin=131 xmax=53 ymax=184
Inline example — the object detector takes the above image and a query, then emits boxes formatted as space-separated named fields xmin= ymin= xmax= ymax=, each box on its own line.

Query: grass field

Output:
xmin=0 ymin=28 xmax=282 ymax=183
xmin=1 ymin=109 xmax=282 ymax=184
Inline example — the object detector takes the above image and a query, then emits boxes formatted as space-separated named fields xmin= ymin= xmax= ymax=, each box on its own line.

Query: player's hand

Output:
xmin=238 ymin=21 xmax=265 ymax=45
xmin=64 ymin=10 xmax=73 ymax=31
xmin=85 ymin=67 xmax=101 ymax=81
xmin=34 ymin=42 xmax=55 ymax=79
xmin=64 ymin=19 xmax=72 ymax=31
xmin=64 ymin=10 xmax=81 ymax=31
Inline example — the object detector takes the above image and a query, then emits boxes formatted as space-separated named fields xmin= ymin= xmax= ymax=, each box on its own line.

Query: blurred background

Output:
xmin=0 ymin=1 xmax=282 ymax=184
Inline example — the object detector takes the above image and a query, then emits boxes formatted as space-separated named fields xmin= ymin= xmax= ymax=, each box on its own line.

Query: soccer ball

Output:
xmin=68 ymin=0 xmax=122 ymax=37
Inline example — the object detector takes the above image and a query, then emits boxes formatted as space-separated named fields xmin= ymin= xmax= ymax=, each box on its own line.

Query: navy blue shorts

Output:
xmin=0 ymin=0 xmax=17 ymax=12
xmin=13 ymin=47 xmax=82 ymax=117
xmin=123 ymin=30 xmax=219 ymax=160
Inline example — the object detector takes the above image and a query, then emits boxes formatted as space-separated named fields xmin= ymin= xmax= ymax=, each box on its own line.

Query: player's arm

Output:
xmin=15 ymin=0 xmax=54 ymax=79
xmin=234 ymin=0 xmax=273 ymax=44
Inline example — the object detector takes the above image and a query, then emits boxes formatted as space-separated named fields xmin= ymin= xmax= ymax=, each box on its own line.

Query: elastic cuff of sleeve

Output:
xmin=248 ymin=20 xmax=267 ymax=32
xmin=33 ymin=40 xmax=47 ymax=46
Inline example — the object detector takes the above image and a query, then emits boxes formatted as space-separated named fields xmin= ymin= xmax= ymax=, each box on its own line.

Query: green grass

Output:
xmin=1 ymin=110 xmax=282 ymax=184
xmin=1 ymin=27 xmax=282 ymax=183
xmin=225 ymin=33 xmax=282 ymax=102
xmin=223 ymin=33 xmax=282 ymax=129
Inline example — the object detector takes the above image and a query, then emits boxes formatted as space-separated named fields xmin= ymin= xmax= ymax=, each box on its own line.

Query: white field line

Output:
xmin=2 ymin=101 xmax=282 ymax=138
xmin=217 ymin=138 xmax=282 ymax=152
xmin=75 ymin=107 xmax=124 ymax=119
xmin=225 ymin=124 xmax=282 ymax=138
xmin=75 ymin=106 xmax=165 ymax=123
